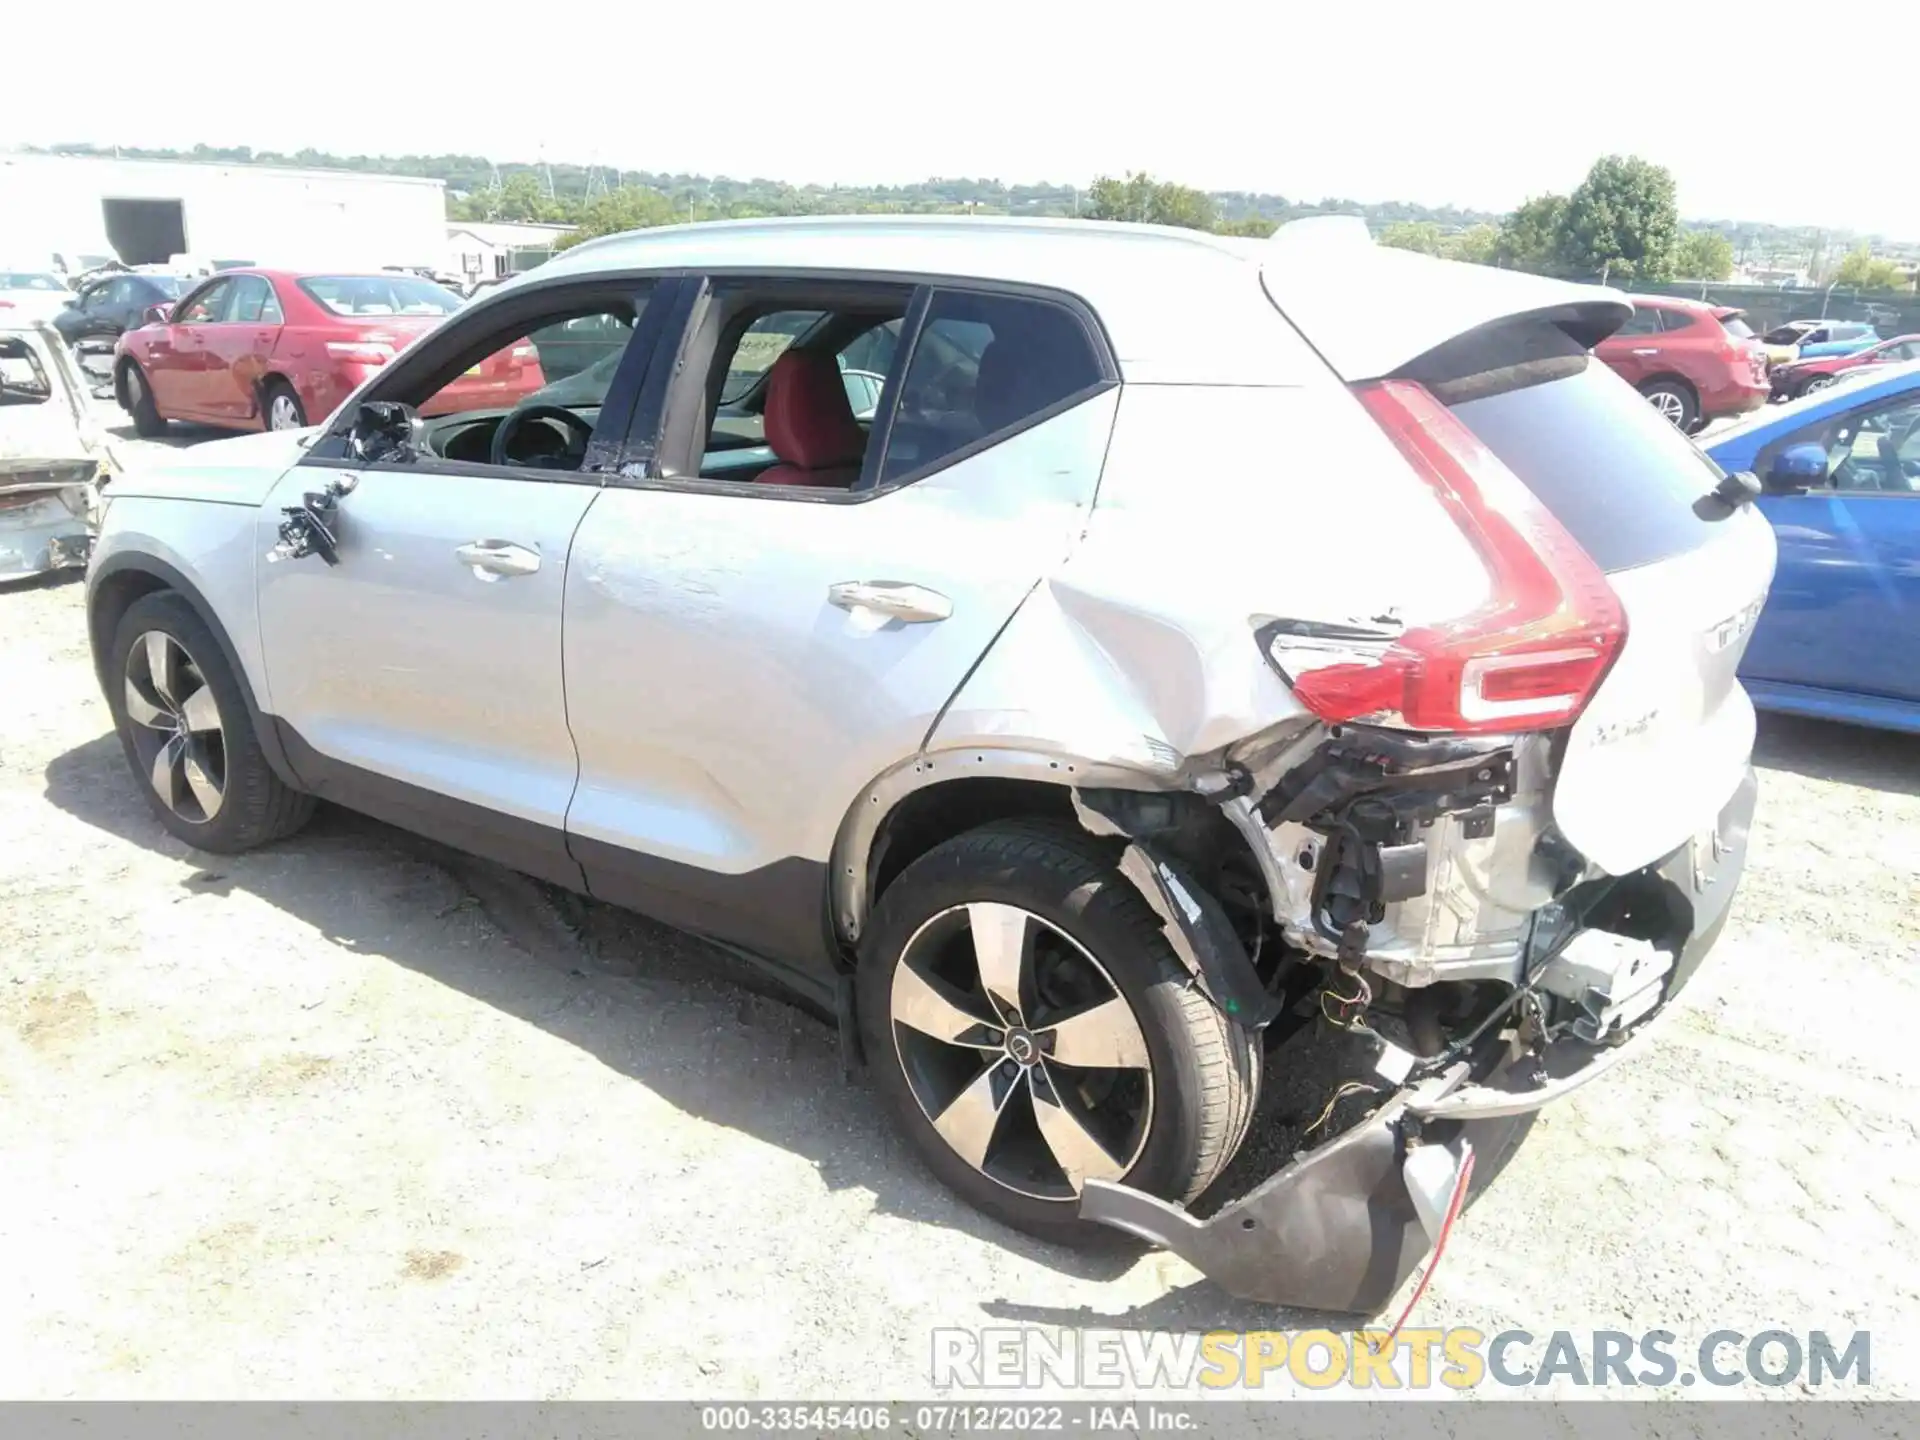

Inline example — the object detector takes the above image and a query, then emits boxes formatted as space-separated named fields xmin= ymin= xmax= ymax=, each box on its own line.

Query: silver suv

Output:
xmin=88 ymin=216 xmax=1772 ymax=1312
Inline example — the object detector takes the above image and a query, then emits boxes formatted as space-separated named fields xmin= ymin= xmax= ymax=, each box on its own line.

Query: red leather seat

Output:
xmin=757 ymin=350 xmax=864 ymax=488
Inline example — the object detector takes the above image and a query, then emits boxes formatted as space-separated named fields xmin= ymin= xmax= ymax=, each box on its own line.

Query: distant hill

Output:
xmin=25 ymin=142 xmax=1506 ymax=230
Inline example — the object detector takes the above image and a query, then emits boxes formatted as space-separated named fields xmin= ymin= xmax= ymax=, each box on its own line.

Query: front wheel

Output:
xmin=858 ymin=821 xmax=1260 ymax=1245
xmin=1803 ymin=374 xmax=1837 ymax=395
xmin=107 ymin=591 xmax=315 ymax=852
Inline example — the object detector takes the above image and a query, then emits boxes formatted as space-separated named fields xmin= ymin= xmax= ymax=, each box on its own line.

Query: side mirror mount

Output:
xmin=345 ymin=400 xmax=423 ymax=465
xmin=1762 ymin=442 xmax=1828 ymax=496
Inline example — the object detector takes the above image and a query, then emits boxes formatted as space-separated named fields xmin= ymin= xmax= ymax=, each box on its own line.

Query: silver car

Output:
xmin=87 ymin=216 xmax=1772 ymax=1311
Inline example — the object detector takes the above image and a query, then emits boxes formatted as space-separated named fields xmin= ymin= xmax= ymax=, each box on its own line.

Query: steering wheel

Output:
xmin=491 ymin=404 xmax=594 ymax=469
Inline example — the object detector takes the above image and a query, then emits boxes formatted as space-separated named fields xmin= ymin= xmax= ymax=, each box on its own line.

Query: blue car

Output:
xmin=1705 ymin=360 xmax=1920 ymax=733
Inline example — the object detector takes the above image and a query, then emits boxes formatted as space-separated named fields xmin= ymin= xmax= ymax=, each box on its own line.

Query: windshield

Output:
xmin=146 ymin=276 xmax=193 ymax=298
xmin=1762 ymin=325 xmax=1808 ymax=344
xmin=299 ymin=274 xmax=461 ymax=317
xmin=0 ymin=272 xmax=67 ymax=292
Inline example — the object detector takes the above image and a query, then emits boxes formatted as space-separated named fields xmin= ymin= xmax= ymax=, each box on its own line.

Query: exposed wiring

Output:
xmin=1319 ymin=957 xmax=1376 ymax=1033
xmin=1305 ymin=1080 xmax=1381 ymax=1136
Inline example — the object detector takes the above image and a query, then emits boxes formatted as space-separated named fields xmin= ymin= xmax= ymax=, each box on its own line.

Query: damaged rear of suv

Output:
xmin=88 ymin=216 xmax=1770 ymax=1316
xmin=864 ymin=226 xmax=1770 ymax=1311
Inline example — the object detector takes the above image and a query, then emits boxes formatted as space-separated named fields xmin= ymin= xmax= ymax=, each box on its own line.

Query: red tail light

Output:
xmin=1265 ymin=380 xmax=1626 ymax=735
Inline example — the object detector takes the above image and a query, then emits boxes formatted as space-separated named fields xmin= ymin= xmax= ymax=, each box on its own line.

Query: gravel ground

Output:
xmin=0 ymin=414 xmax=1916 ymax=1403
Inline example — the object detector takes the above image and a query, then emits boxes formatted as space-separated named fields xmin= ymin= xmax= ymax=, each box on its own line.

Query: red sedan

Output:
xmin=1593 ymin=294 xmax=1770 ymax=431
xmin=1770 ymin=333 xmax=1920 ymax=400
xmin=113 ymin=269 xmax=545 ymax=436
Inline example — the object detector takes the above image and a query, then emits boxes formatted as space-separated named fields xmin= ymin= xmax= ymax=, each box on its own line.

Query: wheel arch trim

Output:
xmin=829 ymin=747 xmax=1178 ymax=947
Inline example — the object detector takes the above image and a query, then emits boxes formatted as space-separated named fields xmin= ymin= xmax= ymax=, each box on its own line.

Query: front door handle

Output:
xmin=455 ymin=540 xmax=541 ymax=579
xmin=828 ymin=580 xmax=952 ymax=623
xmin=1631 ymin=348 xmax=1659 ymax=356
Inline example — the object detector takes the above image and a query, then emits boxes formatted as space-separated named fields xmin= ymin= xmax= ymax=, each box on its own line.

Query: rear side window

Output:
xmin=1614 ymin=309 xmax=1664 ymax=336
xmin=1718 ymin=313 xmax=1754 ymax=339
xmin=880 ymin=290 xmax=1103 ymax=484
xmin=1659 ymin=310 xmax=1696 ymax=334
xmin=1431 ymin=327 xmax=1725 ymax=572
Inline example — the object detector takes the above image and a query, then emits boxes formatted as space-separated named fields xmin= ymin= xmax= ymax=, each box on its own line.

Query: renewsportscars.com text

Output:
xmin=931 ymin=1326 xmax=1870 ymax=1390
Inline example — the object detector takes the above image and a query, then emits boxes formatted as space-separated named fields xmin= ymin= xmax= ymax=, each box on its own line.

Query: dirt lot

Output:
xmin=2 ymin=420 xmax=1918 ymax=1402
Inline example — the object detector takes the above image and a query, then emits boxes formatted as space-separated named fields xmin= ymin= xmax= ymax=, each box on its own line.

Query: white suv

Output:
xmin=87 ymin=216 xmax=1772 ymax=1312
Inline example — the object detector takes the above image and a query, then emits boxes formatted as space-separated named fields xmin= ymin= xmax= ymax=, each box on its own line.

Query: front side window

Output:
xmin=227 ymin=276 xmax=280 ymax=324
xmin=418 ymin=308 xmax=637 ymax=421
xmin=300 ymin=274 xmax=461 ymax=318
xmin=317 ymin=285 xmax=655 ymax=474
xmin=879 ymin=290 xmax=1104 ymax=484
xmin=174 ymin=281 xmax=232 ymax=324
xmin=1773 ymin=395 xmax=1920 ymax=494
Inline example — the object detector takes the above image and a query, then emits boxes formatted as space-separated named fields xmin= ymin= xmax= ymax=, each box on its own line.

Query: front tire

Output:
xmin=1804 ymin=374 xmax=1837 ymax=395
xmin=1640 ymin=378 xmax=1697 ymax=430
xmin=858 ymin=821 xmax=1260 ymax=1245
xmin=120 ymin=361 xmax=167 ymax=438
xmin=107 ymin=591 xmax=315 ymax=853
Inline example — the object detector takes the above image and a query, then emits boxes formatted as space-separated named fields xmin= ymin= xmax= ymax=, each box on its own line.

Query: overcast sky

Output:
xmin=10 ymin=1 xmax=1912 ymax=239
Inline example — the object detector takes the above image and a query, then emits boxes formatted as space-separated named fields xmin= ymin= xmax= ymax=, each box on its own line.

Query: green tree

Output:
xmin=1084 ymin=172 xmax=1217 ymax=230
xmin=1672 ymin=229 xmax=1734 ymax=280
xmin=555 ymin=185 xmax=680 ymax=249
xmin=1832 ymin=244 xmax=1908 ymax=291
xmin=1378 ymin=221 xmax=1446 ymax=256
xmin=1445 ymin=223 xmax=1500 ymax=265
xmin=1558 ymin=155 xmax=1680 ymax=282
xmin=1213 ymin=215 xmax=1275 ymax=238
xmin=1494 ymin=194 xmax=1570 ymax=273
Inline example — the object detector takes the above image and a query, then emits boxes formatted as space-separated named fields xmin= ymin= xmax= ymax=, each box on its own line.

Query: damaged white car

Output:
xmin=86 ymin=216 xmax=1771 ymax=1313
xmin=2 ymin=320 xmax=111 ymax=580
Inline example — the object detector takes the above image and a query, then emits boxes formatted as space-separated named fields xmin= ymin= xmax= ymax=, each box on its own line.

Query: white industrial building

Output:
xmin=0 ymin=152 xmax=448 ymax=274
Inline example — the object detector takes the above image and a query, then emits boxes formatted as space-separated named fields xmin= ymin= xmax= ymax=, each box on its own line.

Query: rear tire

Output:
xmin=1639 ymin=378 xmax=1697 ymax=430
xmin=120 ymin=361 xmax=167 ymax=438
xmin=106 ymin=591 xmax=315 ymax=853
xmin=263 ymin=379 xmax=307 ymax=431
xmin=858 ymin=820 xmax=1260 ymax=1246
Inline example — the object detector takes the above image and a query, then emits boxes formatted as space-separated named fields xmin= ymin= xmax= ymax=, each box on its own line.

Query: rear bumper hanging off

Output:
xmin=1079 ymin=766 xmax=1757 ymax=1313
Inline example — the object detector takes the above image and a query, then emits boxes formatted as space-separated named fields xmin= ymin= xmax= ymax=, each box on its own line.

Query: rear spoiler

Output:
xmin=1260 ymin=220 xmax=1633 ymax=382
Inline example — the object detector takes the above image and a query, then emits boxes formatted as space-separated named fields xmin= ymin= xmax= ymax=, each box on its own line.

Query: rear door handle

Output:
xmin=827 ymin=580 xmax=952 ymax=623
xmin=455 ymin=540 xmax=541 ymax=579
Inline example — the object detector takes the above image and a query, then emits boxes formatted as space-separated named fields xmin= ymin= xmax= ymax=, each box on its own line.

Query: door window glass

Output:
xmin=879 ymin=290 xmax=1104 ymax=484
xmin=1776 ymin=396 xmax=1920 ymax=493
xmin=227 ymin=276 xmax=276 ymax=323
xmin=175 ymin=281 xmax=232 ymax=324
xmin=417 ymin=309 xmax=636 ymax=422
xmin=1615 ymin=309 xmax=1664 ymax=336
